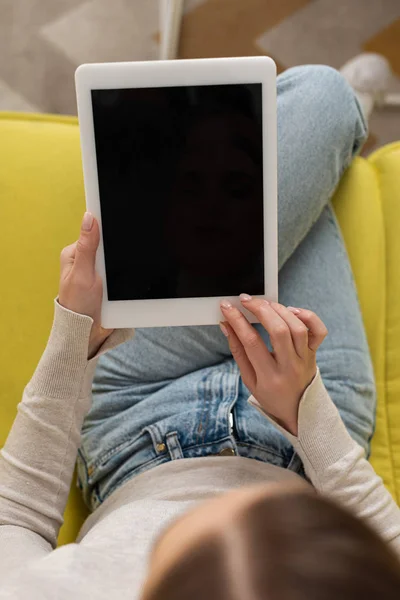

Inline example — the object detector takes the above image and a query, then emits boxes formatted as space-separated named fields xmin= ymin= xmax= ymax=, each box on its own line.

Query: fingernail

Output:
xmin=220 ymin=299 xmax=232 ymax=309
xmin=219 ymin=322 xmax=229 ymax=337
xmin=287 ymin=306 xmax=301 ymax=314
xmin=263 ymin=299 xmax=270 ymax=305
xmin=82 ymin=212 xmax=94 ymax=231
xmin=240 ymin=293 xmax=252 ymax=302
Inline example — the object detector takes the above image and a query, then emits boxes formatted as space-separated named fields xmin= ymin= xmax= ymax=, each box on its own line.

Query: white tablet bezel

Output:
xmin=75 ymin=56 xmax=277 ymax=328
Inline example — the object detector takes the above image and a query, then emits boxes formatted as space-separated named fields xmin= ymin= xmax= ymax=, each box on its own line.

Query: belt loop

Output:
xmin=166 ymin=431 xmax=184 ymax=460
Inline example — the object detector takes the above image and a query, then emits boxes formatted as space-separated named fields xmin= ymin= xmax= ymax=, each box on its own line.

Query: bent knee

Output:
xmin=279 ymin=64 xmax=368 ymax=157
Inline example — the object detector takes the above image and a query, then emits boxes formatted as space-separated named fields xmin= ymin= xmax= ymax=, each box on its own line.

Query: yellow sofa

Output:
xmin=0 ymin=112 xmax=399 ymax=548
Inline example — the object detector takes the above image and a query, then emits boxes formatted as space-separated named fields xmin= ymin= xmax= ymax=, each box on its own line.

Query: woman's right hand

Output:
xmin=219 ymin=295 xmax=328 ymax=436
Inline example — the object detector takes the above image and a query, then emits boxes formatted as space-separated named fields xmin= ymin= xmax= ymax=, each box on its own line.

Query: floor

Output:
xmin=1 ymin=0 xmax=400 ymax=153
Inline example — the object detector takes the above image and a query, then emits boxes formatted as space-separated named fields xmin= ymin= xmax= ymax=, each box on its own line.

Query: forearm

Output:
xmin=248 ymin=368 xmax=400 ymax=556
xmin=317 ymin=445 xmax=400 ymax=553
xmin=0 ymin=298 xmax=135 ymax=550
xmin=0 ymin=389 xmax=94 ymax=546
xmin=0 ymin=300 xmax=98 ymax=548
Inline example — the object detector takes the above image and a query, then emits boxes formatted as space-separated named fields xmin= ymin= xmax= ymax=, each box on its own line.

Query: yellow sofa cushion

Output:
xmin=0 ymin=112 xmax=399 ymax=548
xmin=368 ymin=143 xmax=400 ymax=500
xmin=332 ymin=142 xmax=400 ymax=504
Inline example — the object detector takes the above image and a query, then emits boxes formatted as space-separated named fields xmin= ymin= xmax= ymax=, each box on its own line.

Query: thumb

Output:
xmin=74 ymin=212 xmax=100 ymax=273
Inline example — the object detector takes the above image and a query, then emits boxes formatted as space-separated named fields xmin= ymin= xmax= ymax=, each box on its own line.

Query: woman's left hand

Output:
xmin=58 ymin=212 xmax=114 ymax=359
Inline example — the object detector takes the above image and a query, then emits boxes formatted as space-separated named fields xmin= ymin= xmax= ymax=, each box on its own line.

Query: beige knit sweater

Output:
xmin=0 ymin=298 xmax=399 ymax=600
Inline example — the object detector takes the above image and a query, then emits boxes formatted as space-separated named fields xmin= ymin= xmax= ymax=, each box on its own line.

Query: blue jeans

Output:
xmin=76 ymin=65 xmax=376 ymax=513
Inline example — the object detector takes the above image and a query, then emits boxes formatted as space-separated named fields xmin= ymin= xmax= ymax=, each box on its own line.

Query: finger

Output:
xmin=269 ymin=302 xmax=309 ymax=359
xmin=220 ymin=301 xmax=274 ymax=375
xmin=220 ymin=321 xmax=257 ymax=390
xmin=60 ymin=242 xmax=77 ymax=270
xmin=239 ymin=296 xmax=297 ymax=365
xmin=74 ymin=212 xmax=100 ymax=274
xmin=287 ymin=307 xmax=328 ymax=351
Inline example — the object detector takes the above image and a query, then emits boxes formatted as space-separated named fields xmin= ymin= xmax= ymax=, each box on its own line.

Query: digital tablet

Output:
xmin=75 ymin=56 xmax=277 ymax=328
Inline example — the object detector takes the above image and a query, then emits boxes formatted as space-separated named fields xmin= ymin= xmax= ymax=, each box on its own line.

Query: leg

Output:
xmin=274 ymin=67 xmax=375 ymax=454
xmin=252 ymin=67 xmax=375 ymax=455
xmin=275 ymin=65 xmax=367 ymax=270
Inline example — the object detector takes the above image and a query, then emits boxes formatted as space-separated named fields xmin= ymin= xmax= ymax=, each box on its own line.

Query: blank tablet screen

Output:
xmin=91 ymin=83 xmax=264 ymax=301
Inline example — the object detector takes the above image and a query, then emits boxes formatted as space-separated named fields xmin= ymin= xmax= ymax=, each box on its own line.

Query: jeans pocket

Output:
xmin=77 ymin=427 xmax=160 ymax=510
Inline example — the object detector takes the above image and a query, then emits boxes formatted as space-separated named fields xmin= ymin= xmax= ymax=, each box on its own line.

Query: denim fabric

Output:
xmin=76 ymin=65 xmax=376 ymax=513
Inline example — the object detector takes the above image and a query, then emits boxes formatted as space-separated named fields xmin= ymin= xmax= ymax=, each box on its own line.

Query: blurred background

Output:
xmin=1 ymin=0 xmax=399 ymax=154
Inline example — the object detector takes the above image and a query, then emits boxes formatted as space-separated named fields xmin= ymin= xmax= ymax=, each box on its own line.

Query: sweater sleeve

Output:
xmin=0 ymin=297 xmax=135 ymax=574
xmin=247 ymin=367 xmax=400 ymax=557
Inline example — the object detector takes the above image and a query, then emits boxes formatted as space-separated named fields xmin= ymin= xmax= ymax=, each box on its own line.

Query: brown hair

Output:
xmin=143 ymin=490 xmax=400 ymax=600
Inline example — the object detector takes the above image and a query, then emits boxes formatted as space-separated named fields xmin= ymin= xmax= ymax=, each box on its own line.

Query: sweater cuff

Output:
xmin=27 ymin=297 xmax=135 ymax=400
xmin=247 ymin=367 xmax=357 ymax=473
